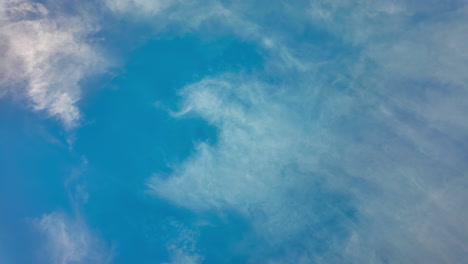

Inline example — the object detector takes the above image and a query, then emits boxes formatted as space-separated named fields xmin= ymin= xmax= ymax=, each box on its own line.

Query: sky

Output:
xmin=1 ymin=0 xmax=468 ymax=263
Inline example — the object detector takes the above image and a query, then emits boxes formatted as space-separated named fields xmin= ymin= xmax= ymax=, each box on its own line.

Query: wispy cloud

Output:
xmin=162 ymin=221 xmax=203 ymax=264
xmin=11 ymin=0 xmax=462 ymax=262
xmin=0 ymin=0 xmax=106 ymax=128
xmin=35 ymin=211 xmax=111 ymax=264
xmin=105 ymin=0 xmax=173 ymax=17
xmin=148 ymin=1 xmax=468 ymax=263
xmin=105 ymin=0 xmax=310 ymax=74
xmin=149 ymin=75 xmax=359 ymax=261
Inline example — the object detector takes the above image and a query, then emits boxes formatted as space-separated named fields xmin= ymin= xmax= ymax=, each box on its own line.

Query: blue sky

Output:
xmin=1 ymin=0 xmax=468 ymax=263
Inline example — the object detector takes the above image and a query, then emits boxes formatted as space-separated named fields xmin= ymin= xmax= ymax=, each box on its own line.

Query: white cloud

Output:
xmin=96 ymin=0 xmax=468 ymax=262
xmin=162 ymin=221 xmax=203 ymax=264
xmin=105 ymin=0 xmax=223 ymax=28
xmin=148 ymin=2 xmax=468 ymax=262
xmin=308 ymin=0 xmax=409 ymax=44
xmin=105 ymin=0 xmax=173 ymax=17
xmin=163 ymin=247 xmax=202 ymax=264
xmin=105 ymin=0 xmax=311 ymax=73
xmin=35 ymin=211 xmax=111 ymax=264
xmin=151 ymin=73 xmax=468 ymax=262
xmin=149 ymin=75 xmax=357 ymax=251
xmin=0 ymin=0 xmax=105 ymax=128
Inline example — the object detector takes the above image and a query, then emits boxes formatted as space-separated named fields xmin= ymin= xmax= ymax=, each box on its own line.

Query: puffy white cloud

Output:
xmin=35 ymin=211 xmax=111 ymax=264
xmin=0 ymin=0 xmax=105 ymax=128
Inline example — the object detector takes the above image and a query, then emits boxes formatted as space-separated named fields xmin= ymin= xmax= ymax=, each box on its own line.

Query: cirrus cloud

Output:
xmin=0 ymin=0 xmax=106 ymax=128
xmin=35 ymin=211 xmax=111 ymax=264
xmin=147 ymin=1 xmax=468 ymax=262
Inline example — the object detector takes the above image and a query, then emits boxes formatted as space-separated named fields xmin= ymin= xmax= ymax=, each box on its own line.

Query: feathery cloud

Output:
xmin=35 ymin=211 xmax=110 ymax=264
xmin=148 ymin=1 xmax=468 ymax=262
xmin=0 ymin=0 xmax=105 ymax=128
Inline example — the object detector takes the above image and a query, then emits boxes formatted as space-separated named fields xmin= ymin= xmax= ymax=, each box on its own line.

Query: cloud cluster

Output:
xmin=35 ymin=212 xmax=111 ymax=264
xmin=0 ymin=0 xmax=306 ymax=130
xmin=4 ymin=0 xmax=465 ymax=262
xmin=150 ymin=76 xmax=354 ymax=252
xmin=151 ymin=75 xmax=468 ymax=262
xmin=148 ymin=1 xmax=468 ymax=263
xmin=0 ymin=0 xmax=105 ymax=128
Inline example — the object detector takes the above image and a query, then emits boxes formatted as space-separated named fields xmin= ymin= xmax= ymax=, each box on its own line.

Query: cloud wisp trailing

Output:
xmin=34 ymin=211 xmax=111 ymax=264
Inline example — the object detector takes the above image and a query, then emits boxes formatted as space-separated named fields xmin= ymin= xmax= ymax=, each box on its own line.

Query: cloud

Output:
xmin=163 ymin=253 xmax=201 ymax=264
xmin=148 ymin=1 xmax=468 ymax=263
xmin=105 ymin=0 xmax=311 ymax=74
xmin=35 ymin=211 xmax=111 ymax=264
xmin=105 ymin=0 xmax=173 ymax=17
xmin=151 ymin=75 xmax=468 ymax=262
xmin=105 ymin=0 xmax=223 ymax=28
xmin=37 ymin=0 xmax=466 ymax=262
xmin=149 ymin=75 xmax=362 ymax=260
xmin=0 ymin=0 xmax=106 ymax=128
xmin=162 ymin=221 xmax=203 ymax=264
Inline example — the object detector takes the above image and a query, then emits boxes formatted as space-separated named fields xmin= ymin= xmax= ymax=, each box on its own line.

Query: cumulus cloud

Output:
xmin=35 ymin=211 xmax=110 ymax=264
xmin=0 ymin=0 xmax=105 ymax=128
xmin=148 ymin=1 xmax=468 ymax=263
